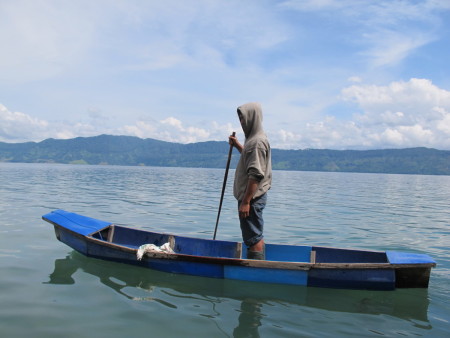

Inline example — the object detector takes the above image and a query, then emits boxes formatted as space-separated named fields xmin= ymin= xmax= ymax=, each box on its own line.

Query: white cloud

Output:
xmin=121 ymin=118 xmax=235 ymax=144
xmin=436 ymin=107 xmax=450 ymax=134
xmin=280 ymin=0 xmax=349 ymax=12
xmin=348 ymin=76 xmax=362 ymax=83
xmin=281 ymin=0 xmax=450 ymax=23
xmin=339 ymin=78 xmax=450 ymax=148
xmin=161 ymin=117 xmax=183 ymax=130
xmin=0 ymin=104 xmax=101 ymax=142
xmin=362 ymin=31 xmax=432 ymax=68
xmin=342 ymin=78 xmax=450 ymax=115
xmin=266 ymin=78 xmax=450 ymax=150
xmin=0 ymin=0 xmax=100 ymax=83
xmin=0 ymin=104 xmax=49 ymax=142
xmin=1 ymin=2 xmax=450 ymax=152
xmin=280 ymin=0 xmax=446 ymax=68
xmin=3 ymin=76 xmax=450 ymax=151
xmin=0 ymin=102 xmax=236 ymax=144
xmin=0 ymin=0 xmax=291 ymax=85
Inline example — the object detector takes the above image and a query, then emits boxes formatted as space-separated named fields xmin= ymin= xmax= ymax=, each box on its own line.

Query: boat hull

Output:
xmin=44 ymin=210 xmax=436 ymax=290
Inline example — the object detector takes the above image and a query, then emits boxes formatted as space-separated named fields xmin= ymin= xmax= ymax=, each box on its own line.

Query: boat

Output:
xmin=42 ymin=209 xmax=436 ymax=290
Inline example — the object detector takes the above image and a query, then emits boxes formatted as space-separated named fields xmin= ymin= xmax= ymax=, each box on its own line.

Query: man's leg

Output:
xmin=239 ymin=194 xmax=267 ymax=260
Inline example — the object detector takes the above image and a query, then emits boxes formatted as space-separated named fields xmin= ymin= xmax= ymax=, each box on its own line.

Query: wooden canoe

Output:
xmin=42 ymin=209 xmax=436 ymax=290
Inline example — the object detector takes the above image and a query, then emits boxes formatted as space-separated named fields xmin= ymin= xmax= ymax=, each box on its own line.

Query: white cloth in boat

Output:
xmin=137 ymin=242 xmax=175 ymax=260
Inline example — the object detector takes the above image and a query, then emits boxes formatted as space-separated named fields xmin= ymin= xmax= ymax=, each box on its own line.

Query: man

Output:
xmin=229 ymin=102 xmax=272 ymax=260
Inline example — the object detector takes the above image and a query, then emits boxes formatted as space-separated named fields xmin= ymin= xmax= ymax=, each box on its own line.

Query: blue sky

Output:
xmin=1 ymin=0 xmax=450 ymax=150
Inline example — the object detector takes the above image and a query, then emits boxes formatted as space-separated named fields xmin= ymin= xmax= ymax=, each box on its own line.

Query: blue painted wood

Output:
xmin=308 ymin=268 xmax=396 ymax=290
xmin=45 ymin=209 xmax=111 ymax=236
xmin=312 ymin=246 xmax=387 ymax=263
xmin=386 ymin=251 xmax=435 ymax=265
xmin=225 ymin=265 xmax=308 ymax=285
xmin=172 ymin=236 xmax=240 ymax=258
xmin=86 ymin=236 xmax=226 ymax=278
xmin=146 ymin=259 xmax=225 ymax=278
xmin=265 ymin=243 xmax=311 ymax=262
xmin=42 ymin=210 xmax=436 ymax=290
xmin=109 ymin=226 xmax=165 ymax=247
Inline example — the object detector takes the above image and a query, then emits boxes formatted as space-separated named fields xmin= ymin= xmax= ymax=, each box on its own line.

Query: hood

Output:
xmin=237 ymin=102 xmax=264 ymax=140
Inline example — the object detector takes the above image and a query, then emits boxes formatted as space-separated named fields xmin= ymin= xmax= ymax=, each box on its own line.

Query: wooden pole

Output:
xmin=213 ymin=132 xmax=235 ymax=240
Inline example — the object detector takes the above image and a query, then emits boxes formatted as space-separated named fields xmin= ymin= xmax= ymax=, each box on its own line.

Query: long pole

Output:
xmin=213 ymin=132 xmax=235 ymax=240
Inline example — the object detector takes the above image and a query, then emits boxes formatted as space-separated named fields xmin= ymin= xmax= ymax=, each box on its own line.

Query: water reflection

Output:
xmin=46 ymin=251 xmax=432 ymax=335
xmin=233 ymin=299 xmax=263 ymax=338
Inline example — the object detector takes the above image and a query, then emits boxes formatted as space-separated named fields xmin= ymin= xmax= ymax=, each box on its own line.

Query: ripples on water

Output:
xmin=0 ymin=163 xmax=449 ymax=337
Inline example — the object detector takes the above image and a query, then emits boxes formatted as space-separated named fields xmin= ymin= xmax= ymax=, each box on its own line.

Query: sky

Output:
xmin=1 ymin=0 xmax=450 ymax=150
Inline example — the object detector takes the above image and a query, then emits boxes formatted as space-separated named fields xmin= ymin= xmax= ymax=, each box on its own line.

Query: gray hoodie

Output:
xmin=233 ymin=102 xmax=272 ymax=201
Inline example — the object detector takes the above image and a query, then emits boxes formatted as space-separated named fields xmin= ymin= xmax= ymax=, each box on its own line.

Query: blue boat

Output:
xmin=42 ymin=209 xmax=436 ymax=290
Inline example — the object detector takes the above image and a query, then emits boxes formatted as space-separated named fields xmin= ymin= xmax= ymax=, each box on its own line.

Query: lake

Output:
xmin=0 ymin=163 xmax=449 ymax=337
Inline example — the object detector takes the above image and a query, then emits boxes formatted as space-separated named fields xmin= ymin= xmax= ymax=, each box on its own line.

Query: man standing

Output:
xmin=229 ymin=102 xmax=272 ymax=260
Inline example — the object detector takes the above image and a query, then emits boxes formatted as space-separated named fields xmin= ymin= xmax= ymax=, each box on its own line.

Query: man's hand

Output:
xmin=229 ymin=134 xmax=243 ymax=153
xmin=239 ymin=178 xmax=259 ymax=219
xmin=239 ymin=202 xmax=251 ymax=219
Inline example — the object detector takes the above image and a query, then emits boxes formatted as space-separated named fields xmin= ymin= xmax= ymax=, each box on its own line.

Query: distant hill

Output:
xmin=0 ymin=134 xmax=449 ymax=175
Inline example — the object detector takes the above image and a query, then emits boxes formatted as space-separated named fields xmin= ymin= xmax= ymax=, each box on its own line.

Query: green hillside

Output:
xmin=1 ymin=134 xmax=449 ymax=175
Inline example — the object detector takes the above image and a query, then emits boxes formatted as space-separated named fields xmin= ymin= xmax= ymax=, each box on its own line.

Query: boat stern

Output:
xmin=386 ymin=251 xmax=436 ymax=288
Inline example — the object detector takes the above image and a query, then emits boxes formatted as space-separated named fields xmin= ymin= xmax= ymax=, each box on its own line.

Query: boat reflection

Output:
xmin=46 ymin=251 xmax=431 ymax=334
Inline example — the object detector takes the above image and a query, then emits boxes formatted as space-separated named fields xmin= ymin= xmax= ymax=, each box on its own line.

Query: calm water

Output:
xmin=0 ymin=163 xmax=449 ymax=337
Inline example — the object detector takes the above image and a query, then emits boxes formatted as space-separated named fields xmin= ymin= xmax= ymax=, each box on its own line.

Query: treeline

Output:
xmin=0 ymin=134 xmax=449 ymax=175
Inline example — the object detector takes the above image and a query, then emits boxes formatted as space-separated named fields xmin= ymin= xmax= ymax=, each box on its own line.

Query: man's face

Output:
xmin=238 ymin=109 xmax=250 ymax=137
xmin=238 ymin=112 xmax=244 ymax=128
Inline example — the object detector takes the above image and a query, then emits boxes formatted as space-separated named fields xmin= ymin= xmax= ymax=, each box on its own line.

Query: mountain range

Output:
xmin=1 ymin=134 xmax=449 ymax=175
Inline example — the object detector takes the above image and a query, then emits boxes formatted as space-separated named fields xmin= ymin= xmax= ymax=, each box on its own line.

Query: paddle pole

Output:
xmin=213 ymin=132 xmax=235 ymax=240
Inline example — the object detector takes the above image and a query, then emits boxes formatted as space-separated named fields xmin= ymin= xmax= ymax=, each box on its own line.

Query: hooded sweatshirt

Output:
xmin=233 ymin=102 xmax=272 ymax=201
